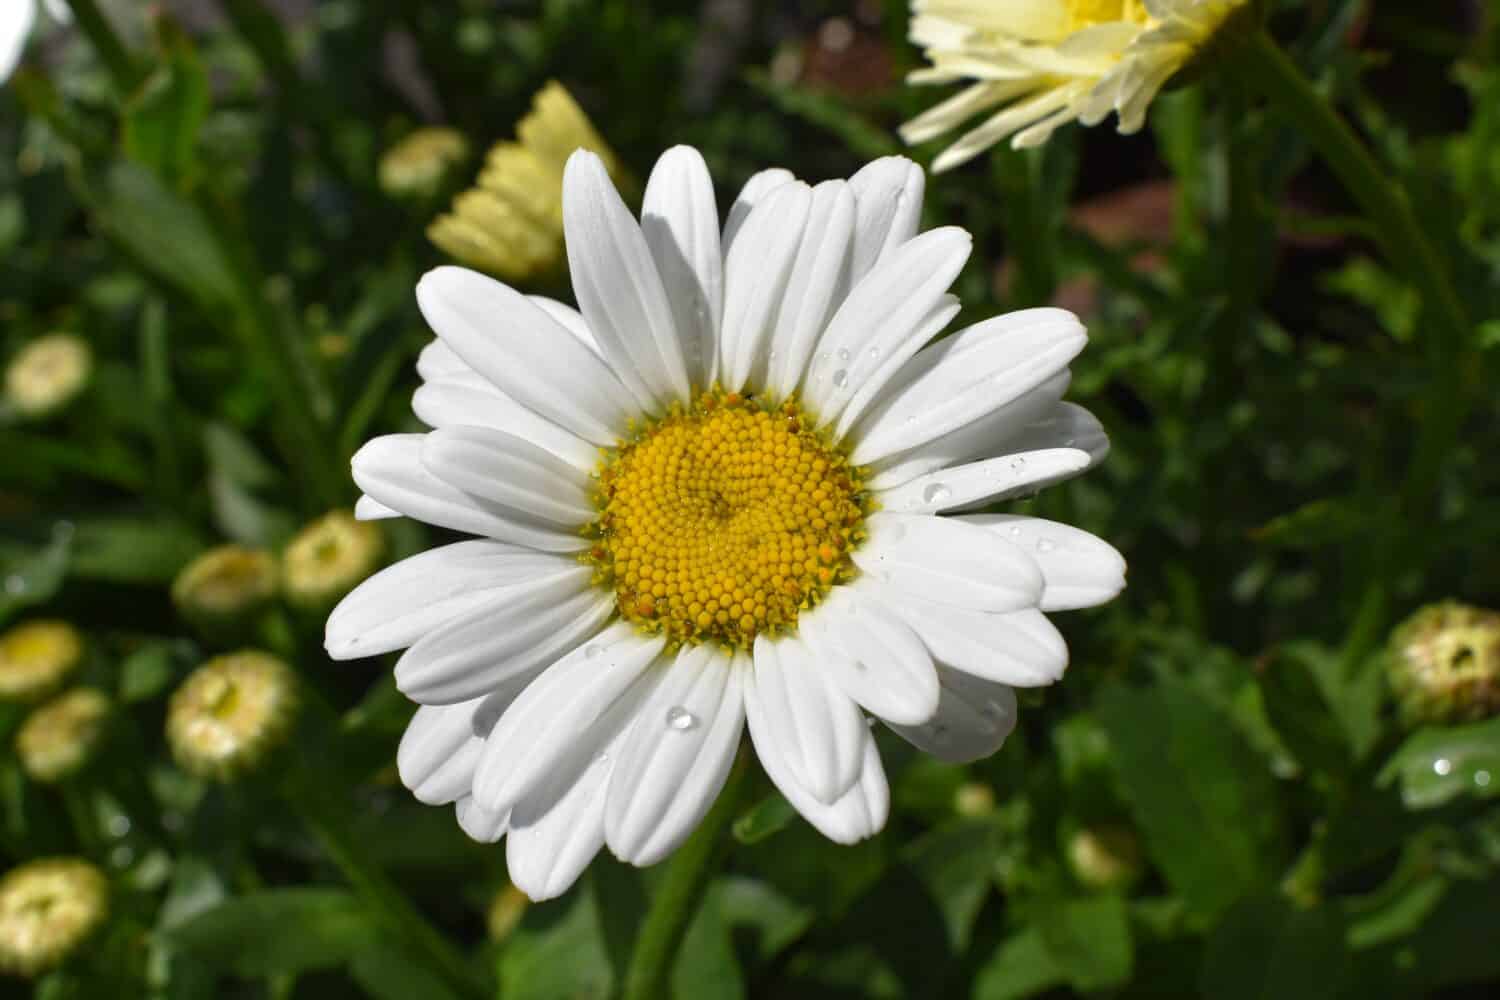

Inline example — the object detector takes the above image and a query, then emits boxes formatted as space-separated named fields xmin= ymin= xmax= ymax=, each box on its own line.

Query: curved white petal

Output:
xmin=847 ymin=157 xmax=925 ymax=283
xmin=411 ymin=380 xmax=598 ymax=472
xmin=990 ymin=400 xmax=1109 ymax=468
xmin=528 ymin=295 xmax=601 ymax=354
xmin=455 ymin=796 xmax=510 ymax=843
xmin=421 ymin=426 xmax=594 ymax=527
xmin=473 ymin=624 xmax=665 ymax=815
xmin=641 ymin=146 xmax=722 ymax=390
xmin=416 ymin=266 xmax=635 ymax=446
xmin=887 ymin=667 xmax=1018 ymax=763
xmin=0 ymin=0 xmax=34 ymax=85
xmin=605 ymin=645 xmax=744 ymax=866
xmin=394 ymin=586 xmax=615 ymax=705
xmin=751 ymin=724 xmax=889 ymax=845
xmin=799 ymin=586 xmax=939 ymax=726
xmin=354 ymin=494 xmax=401 ymax=521
xmin=723 ymin=167 xmax=795 ymax=252
xmin=850 ymin=308 xmax=1087 ymax=464
xmin=802 ymin=228 xmax=969 ymax=433
xmin=327 ymin=540 xmax=589 ymax=659
xmin=871 ymin=588 xmax=1068 ymax=687
xmin=874 ymin=447 xmax=1094 ymax=514
xmin=563 ymin=150 xmax=691 ymax=411
xmin=765 ymin=180 xmax=856 ymax=402
xmin=742 ymin=634 xmax=866 ymax=804
xmin=398 ymin=701 xmax=485 ymax=805
xmin=960 ymin=515 xmax=1126 ymax=611
xmin=718 ymin=181 xmax=812 ymax=392
xmin=851 ymin=512 xmax=1042 ymax=612
xmin=351 ymin=434 xmax=587 ymax=552
xmin=416 ymin=339 xmax=471 ymax=382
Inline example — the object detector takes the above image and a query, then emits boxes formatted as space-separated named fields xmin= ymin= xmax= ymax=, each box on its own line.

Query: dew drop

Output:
xmin=837 ymin=347 xmax=851 ymax=362
xmin=922 ymin=482 xmax=951 ymax=505
xmin=868 ymin=346 xmax=881 ymax=360
xmin=594 ymin=750 xmax=610 ymax=766
xmin=1036 ymin=538 xmax=1056 ymax=554
xmin=831 ymin=369 xmax=849 ymax=389
xmin=665 ymin=706 xmax=698 ymax=731
xmin=1009 ymin=457 xmax=1027 ymax=472
xmin=1476 ymin=769 xmax=1492 ymax=788
xmin=1434 ymin=758 xmax=1453 ymax=776
xmin=1007 ymin=525 xmax=1022 ymax=538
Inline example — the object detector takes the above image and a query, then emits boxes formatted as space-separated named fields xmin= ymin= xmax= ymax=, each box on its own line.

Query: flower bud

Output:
xmin=1066 ymin=825 xmax=1144 ymax=892
xmin=4 ymin=334 xmax=91 ymax=419
xmin=0 ymin=858 xmax=108 ymax=977
xmin=166 ymin=651 xmax=298 ymax=781
xmin=486 ymin=884 xmax=530 ymax=943
xmin=0 ymin=621 xmax=83 ymax=703
xmin=953 ymin=781 xmax=996 ymax=817
xmin=15 ymin=688 xmax=111 ymax=783
xmin=379 ymin=126 xmax=470 ymax=200
xmin=171 ymin=545 xmax=278 ymax=641
xmin=1388 ymin=601 xmax=1500 ymax=725
xmin=281 ymin=510 xmax=384 ymax=614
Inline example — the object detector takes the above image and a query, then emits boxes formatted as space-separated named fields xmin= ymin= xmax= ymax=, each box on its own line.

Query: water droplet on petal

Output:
xmin=922 ymin=482 xmax=951 ymax=505
xmin=837 ymin=348 xmax=851 ymax=362
xmin=594 ymin=750 xmax=610 ymax=766
xmin=1007 ymin=525 xmax=1022 ymax=538
xmin=1434 ymin=758 xmax=1453 ymax=776
xmin=831 ymin=369 xmax=849 ymax=389
xmin=868 ymin=346 xmax=881 ymax=360
xmin=665 ymin=706 xmax=697 ymax=731
xmin=1009 ymin=457 xmax=1027 ymax=472
xmin=584 ymin=644 xmax=603 ymax=659
xmin=1036 ymin=538 xmax=1056 ymax=554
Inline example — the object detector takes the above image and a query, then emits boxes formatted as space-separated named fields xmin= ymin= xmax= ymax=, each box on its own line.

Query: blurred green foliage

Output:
xmin=1 ymin=0 xmax=1499 ymax=997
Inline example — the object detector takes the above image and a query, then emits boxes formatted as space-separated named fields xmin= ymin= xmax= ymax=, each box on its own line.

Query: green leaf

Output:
xmin=349 ymin=937 xmax=464 ymax=1000
xmin=973 ymin=929 xmax=1065 ymax=1000
xmin=119 ymin=642 xmax=179 ymax=703
xmin=67 ymin=516 xmax=205 ymax=584
xmin=1254 ymin=497 xmax=1377 ymax=550
xmin=160 ymin=889 xmax=381 ymax=977
xmin=732 ymin=792 xmax=797 ymax=845
xmin=498 ymin=883 xmax=614 ymax=1000
xmin=715 ymin=876 xmax=813 ymax=966
xmin=901 ymin=815 xmax=1002 ymax=950
xmin=672 ymin=885 xmax=745 ymax=1000
xmin=1098 ymin=681 xmax=1283 ymax=921
xmin=1032 ymin=895 xmax=1134 ymax=992
xmin=0 ymin=531 xmax=71 ymax=626
xmin=1199 ymin=896 xmax=1350 ymax=1000
xmin=123 ymin=19 xmax=210 ymax=187
xmin=1377 ymin=717 xmax=1500 ymax=810
xmin=1256 ymin=646 xmax=1352 ymax=776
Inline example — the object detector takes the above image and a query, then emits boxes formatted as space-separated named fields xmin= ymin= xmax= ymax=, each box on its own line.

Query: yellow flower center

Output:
xmin=1067 ymin=0 xmax=1149 ymax=30
xmin=588 ymin=391 xmax=869 ymax=647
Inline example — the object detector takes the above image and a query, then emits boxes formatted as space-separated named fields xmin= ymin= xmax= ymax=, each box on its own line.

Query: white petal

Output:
xmin=528 ymin=295 xmax=601 ymax=354
xmin=718 ymin=181 xmax=812 ymax=392
xmin=641 ymin=146 xmax=722 ymax=390
xmin=394 ymin=586 xmax=615 ymax=705
xmin=799 ymin=586 xmax=940 ymax=726
xmin=421 ymin=426 xmax=594 ymax=527
xmin=354 ymin=495 xmax=401 ymax=521
xmin=961 ymin=515 xmax=1126 ymax=611
xmin=887 ymin=667 xmax=1018 ymax=763
xmin=764 ymin=181 xmax=856 ymax=402
xmin=398 ymin=701 xmax=484 ymax=805
xmin=605 ymin=646 xmax=744 ymax=866
xmin=802 ymin=228 xmax=969 ymax=433
xmin=751 ymin=724 xmax=889 ymax=845
xmin=455 ymin=796 xmax=510 ymax=843
xmin=351 ymin=434 xmax=588 ymax=552
xmin=849 ymin=308 xmax=1087 ymax=464
xmin=326 ymin=540 xmax=590 ymax=659
xmin=0 ymin=0 xmax=34 ymax=84
xmin=723 ymin=167 xmax=795 ymax=252
xmin=416 ymin=339 xmax=471 ymax=381
xmin=563 ymin=150 xmax=692 ymax=410
xmin=874 ymin=447 xmax=1094 ymax=514
xmin=990 ymin=401 xmax=1109 ymax=468
xmin=741 ymin=635 xmax=866 ymax=804
xmin=411 ymin=379 xmax=598 ymax=472
xmin=416 ymin=266 xmax=635 ymax=446
xmin=473 ymin=624 xmax=665 ymax=815
xmin=847 ymin=157 xmax=925 ymax=283
xmin=851 ymin=512 xmax=1042 ymax=612
xmin=868 ymin=587 xmax=1067 ymax=687
xmin=505 ymin=727 xmax=626 ymax=901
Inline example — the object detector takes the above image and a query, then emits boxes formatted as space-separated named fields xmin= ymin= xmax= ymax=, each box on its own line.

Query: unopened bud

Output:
xmin=15 ymin=688 xmax=111 ymax=783
xmin=171 ymin=545 xmax=277 ymax=641
xmin=0 ymin=858 xmax=108 ymax=977
xmin=4 ymin=334 xmax=91 ymax=418
xmin=1388 ymin=602 xmax=1500 ymax=726
xmin=166 ymin=651 xmax=298 ymax=781
xmin=282 ymin=510 xmax=384 ymax=614
xmin=1067 ymin=825 xmax=1144 ymax=892
xmin=0 ymin=621 xmax=83 ymax=703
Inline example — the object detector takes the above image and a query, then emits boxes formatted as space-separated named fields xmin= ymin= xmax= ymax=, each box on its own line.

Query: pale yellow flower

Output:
xmin=0 ymin=858 xmax=107 ymax=978
xmin=428 ymin=82 xmax=626 ymax=282
xmin=0 ymin=621 xmax=82 ymax=703
xmin=902 ymin=0 xmax=1247 ymax=170
xmin=379 ymin=126 xmax=470 ymax=199
xmin=166 ymin=651 xmax=298 ymax=780
xmin=171 ymin=545 xmax=278 ymax=639
xmin=15 ymin=688 xmax=110 ymax=783
xmin=281 ymin=510 xmax=384 ymax=613
xmin=4 ymin=333 xmax=90 ymax=418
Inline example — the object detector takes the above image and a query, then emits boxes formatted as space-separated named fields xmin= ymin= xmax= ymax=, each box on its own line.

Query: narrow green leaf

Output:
xmin=123 ymin=18 xmax=210 ymax=187
xmin=160 ymin=889 xmax=381 ymax=977
xmin=67 ymin=516 xmax=204 ymax=584
xmin=0 ymin=532 xmax=72 ymax=626
xmin=1377 ymin=717 xmax=1500 ymax=810
xmin=1032 ymin=895 xmax=1134 ymax=992
xmin=732 ymin=792 xmax=797 ymax=845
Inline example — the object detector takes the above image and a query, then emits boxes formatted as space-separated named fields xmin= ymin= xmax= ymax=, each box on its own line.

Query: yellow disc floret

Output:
xmin=589 ymin=391 xmax=869 ymax=647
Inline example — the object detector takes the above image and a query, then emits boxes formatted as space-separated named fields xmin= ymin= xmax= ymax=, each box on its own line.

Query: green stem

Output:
xmin=621 ymin=751 xmax=754 ymax=1000
xmin=281 ymin=777 xmax=489 ymax=1000
xmin=63 ymin=0 xmax=140 ymax=93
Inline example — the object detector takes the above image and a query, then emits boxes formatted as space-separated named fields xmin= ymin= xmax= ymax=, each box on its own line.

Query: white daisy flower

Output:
xmin=328 ymin=147 xmax=1125 ymax=900
xmin=1 ymin=0 xmax=70 ymax=84
xmin=902 ymin=0 xmax=1248 ymax=171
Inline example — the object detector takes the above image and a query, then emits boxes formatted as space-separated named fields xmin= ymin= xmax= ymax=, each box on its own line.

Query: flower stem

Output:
xmin=63 ymin=0 xmax=140 ymax=94
xmin=621 ymin=750 xmax=753 ymax=1000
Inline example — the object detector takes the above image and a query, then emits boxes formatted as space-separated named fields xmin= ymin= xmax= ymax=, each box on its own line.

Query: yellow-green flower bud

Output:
xmin=166 ymin=651 xmax=298 ymax=781
xmin=0 ymin=621 xmax=83 ymax=703
xmin=15 ymin=688 xmax=111 ymax=783
xmin=171 ymin=545 xmax=278 ymax=641
xmin=953 ymin=781 xmax=996 ymax=817
xmin=1388 ymin=602 xmax=1500 ymax=725
xmin=281 ymin=510 xmax=383 ymax=614
xmin=378 ymin=126 xmax=470 ymax=200
xmin=486 ymin=884 xmax=530 ymax=943
xmin=0 ymin=858 xmax=108 ymax=978
xmin=1066 ymin=825 xmax=1144 ymax=892
xmin=4 ymin=334 xmax=91 ymax=419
